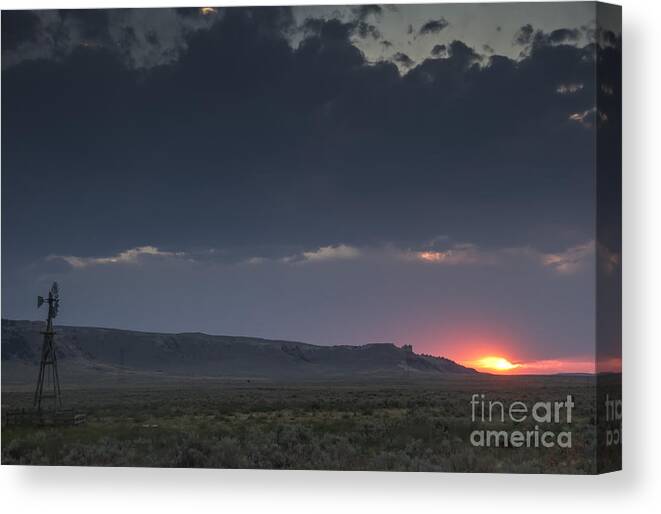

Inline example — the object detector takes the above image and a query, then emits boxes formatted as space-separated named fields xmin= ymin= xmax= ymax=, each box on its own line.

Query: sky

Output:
xmin=1 ymin=3 xmax=621 ymax=373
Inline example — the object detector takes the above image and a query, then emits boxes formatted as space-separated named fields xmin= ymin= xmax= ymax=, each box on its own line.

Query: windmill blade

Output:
xmin=37 ymin=296 xmax=44 ymax=308
xmin=51 ymin=282 xmax=59 ymax=300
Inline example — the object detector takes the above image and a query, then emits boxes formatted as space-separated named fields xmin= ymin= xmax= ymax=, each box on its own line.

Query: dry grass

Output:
xmin=2 ymin=375 xmax=598 ymax=473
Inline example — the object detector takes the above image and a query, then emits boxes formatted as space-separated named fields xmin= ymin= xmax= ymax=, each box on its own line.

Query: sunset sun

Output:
xmin=471 ymin=356 xmax=522 ymax=373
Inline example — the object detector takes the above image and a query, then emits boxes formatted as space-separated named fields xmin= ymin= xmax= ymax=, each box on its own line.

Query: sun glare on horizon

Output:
xmin=468 ymin=356 xmax=522 ymax=373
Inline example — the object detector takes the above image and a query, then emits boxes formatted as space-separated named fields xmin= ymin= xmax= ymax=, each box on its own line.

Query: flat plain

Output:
xmin=2 ymin=374 xmax=599 ymax=473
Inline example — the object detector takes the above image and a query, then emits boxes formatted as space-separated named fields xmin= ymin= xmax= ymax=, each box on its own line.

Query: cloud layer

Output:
xmin=47 ymin=239 xmax=594 ymax=277
xmin=47 ymin=246 xmax=184 ymax=268
xmin=2 ymin=6 xmax=613 ymax=264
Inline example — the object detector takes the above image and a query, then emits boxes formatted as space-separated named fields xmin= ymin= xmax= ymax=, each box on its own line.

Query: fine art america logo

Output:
xmin=470 ymin=394 xmax=574 ymax=449
xmin=605 ymin=394 xmax=622 ymax=447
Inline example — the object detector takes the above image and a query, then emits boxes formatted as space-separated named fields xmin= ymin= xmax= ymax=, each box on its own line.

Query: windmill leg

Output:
xmin=33 ymin=338 xmax=48 ymax=409
xmin=33 ymin=362 xmax=44 ymax=409
xmin=51 ymin=341 xmax=62 ymax=409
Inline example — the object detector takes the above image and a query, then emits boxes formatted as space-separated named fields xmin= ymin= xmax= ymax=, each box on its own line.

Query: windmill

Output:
xmin=34 ymin=282 xmax=62 ymax=411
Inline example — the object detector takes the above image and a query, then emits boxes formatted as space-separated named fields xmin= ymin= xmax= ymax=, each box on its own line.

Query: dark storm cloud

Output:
xmin=513 ymin=25 xmax=585 ymax=55
xmin=354 ymin=21 xmax=381 ymax=40
xmin=445 ymin=39 xmax=483 ymax=65
xmin=548 ymin=28 xmax=580 ymax=44
xmin=430 ymin=44 xmax=447 ymax=57
xmin=392 ymin=51 xmax=414 ymax=67
xmin=1 ymin=8 xmax=220 ymax=69
xmin=601 ymin=29 xmax=618 ymax=46
xmin=145 ymin=30 xmax=159 ymax=46
xmin=418 ymin=40 xmax=482 ymax=71
xmin=1 ymin=10 xmax=41 ymax=50
xmin=174 ymin=7 xmax=200 ymax=18
xmin=419 ymin=18 xmax=450 ymax=35
xmin=57 ymin=9 xmax=112 ymax=41
xmin=352 ymin=5 xmax=383 ymax=21
xmin=513 ymin=23 xmax=534 ymax=45
xmin=2 ymin=6 xmax=604 ymax=269
xmin=302 ymin=12 xmax=380 ymax=41
xmin=595 ymin=13 xmax=621 ymax=363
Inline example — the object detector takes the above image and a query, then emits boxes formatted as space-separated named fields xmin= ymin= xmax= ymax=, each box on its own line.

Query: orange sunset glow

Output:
xmin=414 ymin=326 xmax=597 ymax=375
xmin=458 ymin=354 xmax=597 ymax=375
xmin=469 ymin=356 xmax=522 ymax=372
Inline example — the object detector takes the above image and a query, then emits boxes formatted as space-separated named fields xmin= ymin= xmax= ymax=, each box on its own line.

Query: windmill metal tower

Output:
xmin=34 ymin=282 xmax=62 ymax=411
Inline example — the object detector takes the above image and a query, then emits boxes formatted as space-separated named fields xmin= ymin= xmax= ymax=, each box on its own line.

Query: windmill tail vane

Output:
xmin=34 ymin=281 xmax=62 ymax=411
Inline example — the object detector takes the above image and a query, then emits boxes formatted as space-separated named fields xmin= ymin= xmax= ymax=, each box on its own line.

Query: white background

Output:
xmin=1 ymin=0 xmax=659 ymax=512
